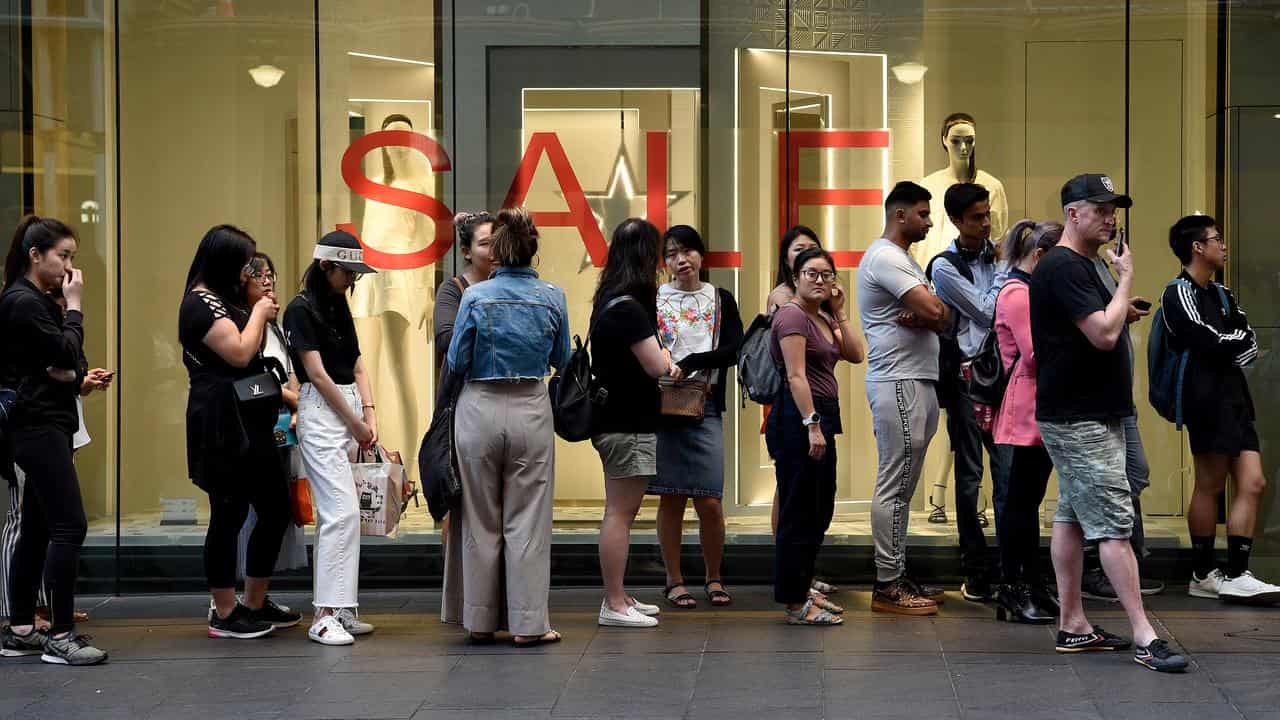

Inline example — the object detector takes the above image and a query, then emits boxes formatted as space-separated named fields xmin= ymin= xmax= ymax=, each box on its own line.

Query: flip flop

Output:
xmin=705 ymin=581 xmax=733 ymax=607
xmin=514 ymin=630 xmax=562 ymax=648
xmin=664 ymin=583 xmax=697 ymax=609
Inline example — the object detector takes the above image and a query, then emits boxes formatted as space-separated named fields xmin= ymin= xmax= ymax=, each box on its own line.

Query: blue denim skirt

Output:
xmin=648 ymin=397 xmax=725 ymax=499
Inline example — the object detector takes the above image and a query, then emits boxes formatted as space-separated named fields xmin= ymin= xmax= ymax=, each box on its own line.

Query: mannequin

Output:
xmin=350 ymin=114 xmax=435 ymax=465
xmin=918 ymin=114 xmax=1007 ymax=523
xmin=915 ymin=114 xmax=1009 ymax=267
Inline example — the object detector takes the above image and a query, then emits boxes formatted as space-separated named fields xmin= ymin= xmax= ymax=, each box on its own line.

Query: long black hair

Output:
xmin=774 ymin=225 xmax=820 ymax=289
xmin=3 ymin=215 xmax=77 ymax=289
xmin=300 ymin=258 xmax=357 ymax=340
xmin=594 ymin=217 xmax=660 ymax=313
xmin=183 ymin=224 xmax=256 ymax=304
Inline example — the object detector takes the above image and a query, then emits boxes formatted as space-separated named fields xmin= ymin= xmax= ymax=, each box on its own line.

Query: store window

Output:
xmin=12 ymin=0 xmax=1276 ymax=583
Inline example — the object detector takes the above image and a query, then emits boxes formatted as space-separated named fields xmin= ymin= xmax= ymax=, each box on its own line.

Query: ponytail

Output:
xmin=1003 ymin=218 xmax=1063 ymax=270
xmin=4 ymin=215 xmax=77 ymax=289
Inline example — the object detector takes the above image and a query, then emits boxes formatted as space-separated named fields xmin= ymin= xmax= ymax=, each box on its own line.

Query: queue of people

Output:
xmin=0 ymin=167 xmax=1274 ymax=673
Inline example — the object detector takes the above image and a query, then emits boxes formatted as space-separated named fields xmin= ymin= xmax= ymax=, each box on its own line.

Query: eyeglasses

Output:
xmin=799 ymin=269 xmax=836 ymax=283
xmin=1201 ymin=234 xmax=1226 ymax=246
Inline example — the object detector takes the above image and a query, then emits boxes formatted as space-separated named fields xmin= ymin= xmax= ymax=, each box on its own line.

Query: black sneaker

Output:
xmin=1 ymin=625 xmax=47 ymax=657
xmin=1135 ymin=639 xmax=1188 ymax=673
xmin=902 ymin=576 xmax=947 ymax=603
xmin=961 ymin=575 xmax=994 ymax=602
xmin=1080 ymin=569 xmax=1119 ymax=602
xmin=1139 ymin=576 xmax=1166 ymax=596
xmin=1055 ymin=625 xmax=1131 ymax=653
xmin=247 ymin=596 xmax=302 ymax=628
xmin=208 ymin=603 xmax=275 ymax=639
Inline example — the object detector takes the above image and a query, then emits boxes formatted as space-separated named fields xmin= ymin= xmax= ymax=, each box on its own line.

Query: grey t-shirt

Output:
xmin=856 ymin=237 xmax=940 ymax=382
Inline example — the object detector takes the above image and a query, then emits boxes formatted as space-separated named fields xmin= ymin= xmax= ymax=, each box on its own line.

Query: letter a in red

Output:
xmin=502 ymin=132 xmax=609 ymax=267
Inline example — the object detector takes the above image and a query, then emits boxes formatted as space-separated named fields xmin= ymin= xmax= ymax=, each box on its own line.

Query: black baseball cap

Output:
xmin=313 ymin=229 xmax=377 ymax=274
xmin=1060 ymin=173 xmax=1133 ymax=209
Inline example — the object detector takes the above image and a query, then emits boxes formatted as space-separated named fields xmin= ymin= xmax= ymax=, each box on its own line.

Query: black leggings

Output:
xmin=203 ymin=457 xmax=290 ymax=589
xmin=8 ymin=426 xmax=87 ymax=635
xmin=998 ymin=444 xmax=1053 ymax=584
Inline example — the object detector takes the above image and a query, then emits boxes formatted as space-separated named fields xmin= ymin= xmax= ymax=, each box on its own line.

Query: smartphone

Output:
xmin=1115 ymin=227 xmax=1128 ymax=256
xmin=1132 ymin=299 xmax=1152 ymax=312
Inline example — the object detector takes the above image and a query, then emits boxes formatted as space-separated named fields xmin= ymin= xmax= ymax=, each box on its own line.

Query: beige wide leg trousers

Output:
xmin=444 ymin=380 xmax=555 ymax=636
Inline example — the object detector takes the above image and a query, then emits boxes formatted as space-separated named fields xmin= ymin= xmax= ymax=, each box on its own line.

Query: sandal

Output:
xmin=664 ymin=583 xmax=697 ymax=610
xmin=785 ymin=598 xmax=843 ymax=626
xmin=704 ymin=580 xmax=733 ymax=607
xmin=514 ymin=630 xmax=562 ymax=648
xmin=928 ymin=499 xmax=948 ymax=524
xmin=808 ymin=588 xmax=844 ymax=614
xmin=810 ymin=579 xmax=839 ymax=595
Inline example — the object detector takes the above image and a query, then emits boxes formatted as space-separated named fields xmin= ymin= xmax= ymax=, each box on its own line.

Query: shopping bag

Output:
xmin=353 ymin=445 xmax=406 ymax=537
xmin=289 ymin=476 xmax=315 ymax=526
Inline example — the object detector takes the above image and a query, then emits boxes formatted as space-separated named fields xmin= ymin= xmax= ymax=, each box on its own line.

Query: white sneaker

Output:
xmin=1189 ymin=569 xmax=1226 ymax=599
xmin=308 ymin=616 xmax=354 ymax=646
xmin=599 ymin=601 xmax=658 ymax=628
xmin=335 ymin=607 xmax=375 ymax=636
xmin=1218 ymin=571 xmax=1280 ymax=606
xmin=629 ymin=597 xmax=660 ymax=617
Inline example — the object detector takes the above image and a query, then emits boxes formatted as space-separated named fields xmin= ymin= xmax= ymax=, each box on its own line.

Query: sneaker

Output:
xmin=334 ymin=607 xmax=375 ymax=636
xmin=1218 ymin=571 xmax=1280 ymax=606
xmin=248 ymin=596 xmax=303 ymax=628
xmin=308 ymin=615 xmax=355 ymax=646
xmin=599 ymin=600 xmax=659 ymax=628
xmin=208 ymin=603 xmax=275 ymax=639
xmin=1055 ymin=625 xmax=1131 ymax=653
xmin=1 ymin=625 xmax=47 ymax=657
xmin=629 ymin=597 xmax=661 ymax=617
xmin=902 ymin=576 xmax=947 ymax=604
xmin=871 ymin=580 xmax=938 ymax=616
xmin=1134 ymin=639 xmax=1188 ymax=673
xmin=40 ymin=633 xmax=108 ymax=666
xmin=961 ymin=575 xmax=994 ymax=602
xmin=1139 ymin=576 xmax=1166 ymax=596
xmin=1189 ymin=569 xmax=1226 ymax=599
xmin=1080 ymin=569 xmax=1119 ymax=602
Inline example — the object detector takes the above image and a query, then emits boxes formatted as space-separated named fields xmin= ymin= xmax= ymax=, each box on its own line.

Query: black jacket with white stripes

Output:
xmin=1159 ymin=270 xmax=1257 ymax=421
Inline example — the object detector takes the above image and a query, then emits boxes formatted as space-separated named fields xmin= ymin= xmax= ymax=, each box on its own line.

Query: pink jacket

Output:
xmin=993 ymin=278 xmax=1040 ymax=446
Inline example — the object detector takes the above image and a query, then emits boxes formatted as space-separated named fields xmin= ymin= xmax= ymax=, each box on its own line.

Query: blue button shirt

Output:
xmin=445 ymin=266 xmax=571 ymax=381
xmin=931 ymin=240 xmax=1008 ymax=357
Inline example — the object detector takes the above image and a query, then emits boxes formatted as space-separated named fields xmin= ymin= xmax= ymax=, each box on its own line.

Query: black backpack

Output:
xmin=420 ymin=367 xmax=463 ymax=521
xmin=548 ymin=295 xmax=633 ymax=442
xmin=926 ymin=250 xmax=1013 ymax=408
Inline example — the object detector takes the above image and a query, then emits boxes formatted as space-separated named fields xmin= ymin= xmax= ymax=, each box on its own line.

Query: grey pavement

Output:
xmin=3 ymin=587 xmax=1279 ymax=720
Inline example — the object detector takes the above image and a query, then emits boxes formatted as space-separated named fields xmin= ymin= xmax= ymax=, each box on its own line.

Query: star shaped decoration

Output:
xmin=568 ymin=142 xmax=691 ymax=272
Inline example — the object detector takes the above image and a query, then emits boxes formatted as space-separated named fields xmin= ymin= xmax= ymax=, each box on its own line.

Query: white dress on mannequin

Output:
xmin=915 ymin=168 xmax=1009 ymax=268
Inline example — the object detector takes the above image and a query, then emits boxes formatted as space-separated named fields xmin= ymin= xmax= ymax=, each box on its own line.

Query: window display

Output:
xmin=914 ymin=113 xmax=1010 ymax=266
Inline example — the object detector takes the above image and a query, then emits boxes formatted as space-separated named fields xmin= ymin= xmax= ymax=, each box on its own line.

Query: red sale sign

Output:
xmin=338 ymin=128 xmax=888 ymax=271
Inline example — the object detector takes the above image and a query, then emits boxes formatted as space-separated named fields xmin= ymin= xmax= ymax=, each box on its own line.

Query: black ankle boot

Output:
xmin=995 ymin=583 xmax=1056 ymax=625
xmin=1030 ymin=580 xmax=1060 ymax=616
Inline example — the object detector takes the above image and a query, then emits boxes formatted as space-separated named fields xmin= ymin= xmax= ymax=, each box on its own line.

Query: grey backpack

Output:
xmin=737 ymin=313 xmax=781 ymax=405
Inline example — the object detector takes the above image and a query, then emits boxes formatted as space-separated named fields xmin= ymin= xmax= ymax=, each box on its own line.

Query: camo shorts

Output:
xmin=1038 ymin=419 xmax=1134 ymax=542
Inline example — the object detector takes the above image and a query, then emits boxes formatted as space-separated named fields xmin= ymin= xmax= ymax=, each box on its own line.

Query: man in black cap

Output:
xmin=1029 ymin=174 xmax=1186 ymax=672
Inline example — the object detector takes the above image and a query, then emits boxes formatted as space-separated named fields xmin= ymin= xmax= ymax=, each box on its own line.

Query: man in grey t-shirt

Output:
xmin=856 ymin=181 xmax=951 ymax=616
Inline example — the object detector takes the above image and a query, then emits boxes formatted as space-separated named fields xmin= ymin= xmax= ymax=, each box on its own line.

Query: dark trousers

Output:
xmin=203 ymin=459 xmax=290 ymax=589
xmin=767 ymin=391 xmax=839 ymax=605
xmin=998 ymin=444 xmax=1053 ymax=584
xmin=945 ymin=397 xmax=1011 ymax=575
xmin=8 ymin=427 xmax=87 ymax=635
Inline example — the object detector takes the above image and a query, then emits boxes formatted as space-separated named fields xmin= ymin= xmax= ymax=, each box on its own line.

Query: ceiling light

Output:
xmin=890 ymin=61 xmax=928 ymax=85
xmin=248 ymin=64 xmax=285 ymax=88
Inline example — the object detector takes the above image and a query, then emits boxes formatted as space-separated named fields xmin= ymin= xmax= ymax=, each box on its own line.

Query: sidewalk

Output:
xmin=3 ymin=587 xmax=1277 ymax=720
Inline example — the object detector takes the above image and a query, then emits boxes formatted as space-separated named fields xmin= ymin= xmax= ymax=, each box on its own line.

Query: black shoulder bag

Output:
xmin=548 ymin=294 xmax=633 ymax=442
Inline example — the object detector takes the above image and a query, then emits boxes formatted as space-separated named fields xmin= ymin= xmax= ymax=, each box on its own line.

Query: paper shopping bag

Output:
xmin=353 ymin=446 xmax=406 ymax=537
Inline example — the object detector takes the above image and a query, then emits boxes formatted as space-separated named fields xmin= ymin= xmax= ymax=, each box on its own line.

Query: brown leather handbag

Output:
xmin=658 ymin=290 xmax=721 ymax=420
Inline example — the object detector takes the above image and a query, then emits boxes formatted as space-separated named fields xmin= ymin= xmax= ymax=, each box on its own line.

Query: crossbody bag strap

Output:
xmin=708 ymin=288 xmax=723 ymax=386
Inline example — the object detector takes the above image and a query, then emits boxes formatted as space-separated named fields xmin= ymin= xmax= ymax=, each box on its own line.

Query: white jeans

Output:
xmin=298 ymin=383 xmax=361 ymax=609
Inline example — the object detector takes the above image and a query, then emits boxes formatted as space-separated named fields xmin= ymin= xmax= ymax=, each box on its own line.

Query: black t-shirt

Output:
xmin=1029 ymin=246 xmax=1133 ymax=422
xmin=283 ymin=293 xmax=361 ymax=385
xmin=591 ymin=294 xmax=660 ymax=434
xmin=179 ymin=290 xmax=244 ymax=383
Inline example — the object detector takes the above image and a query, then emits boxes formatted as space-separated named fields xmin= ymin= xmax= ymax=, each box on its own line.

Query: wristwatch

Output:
xmin=801 ymin=412 xmax=821 ymax=428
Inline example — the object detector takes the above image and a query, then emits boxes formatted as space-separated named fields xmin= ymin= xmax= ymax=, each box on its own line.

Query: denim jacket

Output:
xmin=445 ymin=266 xmax=571 ymax=381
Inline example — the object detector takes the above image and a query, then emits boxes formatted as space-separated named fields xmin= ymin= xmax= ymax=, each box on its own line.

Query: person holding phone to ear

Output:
xmin=1080 ymin=225 xmax=1165 ymax=601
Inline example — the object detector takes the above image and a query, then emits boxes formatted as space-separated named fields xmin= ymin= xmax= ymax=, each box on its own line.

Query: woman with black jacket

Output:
xmin=0 ymin=215 xmax=105 ymax=665
xmin=650 ymin=226 xmax=743 ymax=609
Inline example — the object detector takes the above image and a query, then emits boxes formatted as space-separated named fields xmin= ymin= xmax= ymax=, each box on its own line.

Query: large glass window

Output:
xmin=11 ymin=0 xmax=1276 ymax=583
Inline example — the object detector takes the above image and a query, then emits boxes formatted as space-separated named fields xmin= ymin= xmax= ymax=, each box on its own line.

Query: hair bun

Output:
xmin=454 ymin=212 xmax=472 ymax=225
xmin=495 ymin=207 xmax=537 ymax=240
